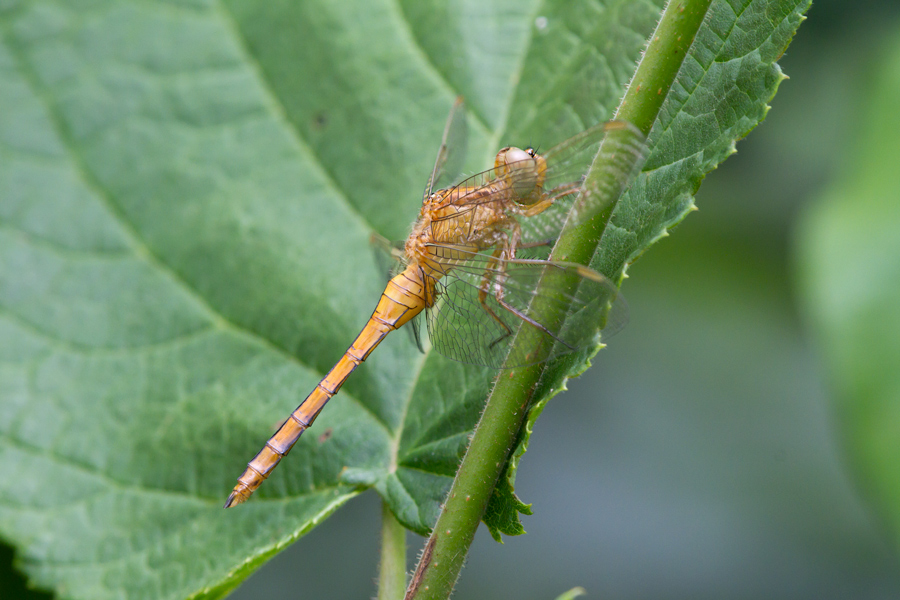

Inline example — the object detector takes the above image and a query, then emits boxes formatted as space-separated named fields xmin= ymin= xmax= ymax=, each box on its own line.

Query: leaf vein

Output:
xmin=212 ymin=0 xmax=380 ymax=236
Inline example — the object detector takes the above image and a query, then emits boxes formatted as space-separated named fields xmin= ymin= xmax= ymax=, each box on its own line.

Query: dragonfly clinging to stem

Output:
xmin=224 ymin=99 xmax=646 ymax=508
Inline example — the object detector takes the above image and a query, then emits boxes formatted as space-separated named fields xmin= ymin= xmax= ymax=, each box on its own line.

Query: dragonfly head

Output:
xmin=495 ymin=146 xmax=547 ymax=205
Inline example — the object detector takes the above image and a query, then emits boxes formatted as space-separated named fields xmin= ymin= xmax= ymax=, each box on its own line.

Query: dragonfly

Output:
xmin=224 ymin=99 xmax=646 ymax=508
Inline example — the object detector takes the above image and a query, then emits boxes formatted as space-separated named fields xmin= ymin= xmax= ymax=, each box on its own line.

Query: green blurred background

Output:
xmin=6 ymin=0 xmax=900 ymax=598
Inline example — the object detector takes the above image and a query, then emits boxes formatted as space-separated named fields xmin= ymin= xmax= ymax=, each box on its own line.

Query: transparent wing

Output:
xmin=408 ymin=310 xmax=426 ymax=354
xmin=424 ymin=97 xmax=468 ymax=199
xmin=370 ymin=231 xmax=405 ymax=276
xmin=518 ymin=121 xmax=648 ymax=244
xmin=427 ymin=121 xmax=647 ymax=246
xmin=425 ymin=249 xmax=627 ymax=369
xmin=540 ymin=121 xmax=645 ymax=191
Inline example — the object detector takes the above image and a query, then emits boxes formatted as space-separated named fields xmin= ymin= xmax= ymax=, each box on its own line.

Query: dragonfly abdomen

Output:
xmin=223 ymin=356 xmax=359 ymax=507
xmin=224 ymin=265 xmax=428 ymax=507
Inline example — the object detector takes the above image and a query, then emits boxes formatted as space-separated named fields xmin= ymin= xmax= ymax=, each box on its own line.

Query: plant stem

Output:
xmin=404 ymin=1 xmax=713 ymax=599
xmin=377 ymin=500 xmax=408 ymax=600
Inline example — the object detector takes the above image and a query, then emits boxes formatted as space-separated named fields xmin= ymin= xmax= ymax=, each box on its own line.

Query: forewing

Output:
xmin=424 ymin=97 xmax=468 ymax=199
xmin=558 ymin=122 xmax=647 ymax=226
xmin=428 ymin=121 xmax=646 ymax=247
xmin=540 ymin=122 xmax=642 ymax=189
xmin=516 ymin=121 xmax=648 ymax=245
xmin=425 ymin=251 xmax=626 ymax=369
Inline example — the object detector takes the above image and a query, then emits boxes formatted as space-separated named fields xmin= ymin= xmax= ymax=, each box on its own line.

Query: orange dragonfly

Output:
xmin=225 ymin=100 xmax=645 ymax=508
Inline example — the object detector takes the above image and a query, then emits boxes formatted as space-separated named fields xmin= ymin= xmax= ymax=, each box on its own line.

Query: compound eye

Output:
xmin=493 ymin=146 xmax=543 ymax=202
xmin=502 ymin=147 xmax=532 ymax=166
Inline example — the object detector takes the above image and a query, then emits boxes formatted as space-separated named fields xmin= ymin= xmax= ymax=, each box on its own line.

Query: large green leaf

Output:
xmin=0 ymin=0 xmax=807 ymax=598
xmin=796 ymin=28 xmax=900 ymax=547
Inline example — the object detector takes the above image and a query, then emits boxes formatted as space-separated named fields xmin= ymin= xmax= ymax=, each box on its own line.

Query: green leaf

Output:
xmin=484 ymin=0 xmax=810 ymax=539
xmin=0 ymin=0 xmax=808 ymax=598
xmin=796 ymin=28 xmax=900 ymax=546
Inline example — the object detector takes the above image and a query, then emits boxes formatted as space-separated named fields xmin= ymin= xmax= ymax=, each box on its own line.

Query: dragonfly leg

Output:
xmin=518 ymin=239 xmax=553 ymax=249
xmin=493 ymin=294 xmax=573 ymax=352
xmin=520 ymin=182 xmax=582 ymax=217
xmin=478 ymin=226 xmax=529 ymax=349
xmin=484 ymin=274 xmax=574 ymax=353
xmin=478 ymin=243 xmax=514 ymax=343
xmin=481 ymin=225 xmax=575 ymax=354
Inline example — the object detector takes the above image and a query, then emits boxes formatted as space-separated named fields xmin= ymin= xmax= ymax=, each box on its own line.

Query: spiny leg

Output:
xmin=520 ymin=182 xmax=582 ymax=217
xmin=477 ymin=226 xmax=526 ymax=349
xmin=494 ymin=293 xmax=574 ymax=357
xmin=478 ymin=243 xmax=514 ymax=346
xmin=477 ymin=182 xmax=583 ymax=352
xmin=487 ymin=231 xmax=577 ymax=357
xmin=481 ymin=184 xmax=584 ymax=350
xmin=518 ymin=239 xmax=555 ymax=250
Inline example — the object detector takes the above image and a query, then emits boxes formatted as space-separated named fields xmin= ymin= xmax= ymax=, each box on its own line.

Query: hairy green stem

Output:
xmin=404 ymin=1 xmax=713 ymax=599
xmin=378 ymin=500 xmax=408 ymax=600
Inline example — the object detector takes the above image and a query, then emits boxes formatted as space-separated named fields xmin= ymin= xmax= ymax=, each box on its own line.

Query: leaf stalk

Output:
xmin=404 ymin=1 xmax=713 ymax=598
xmin=378 ymin=500 xmax=408 ymax=600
